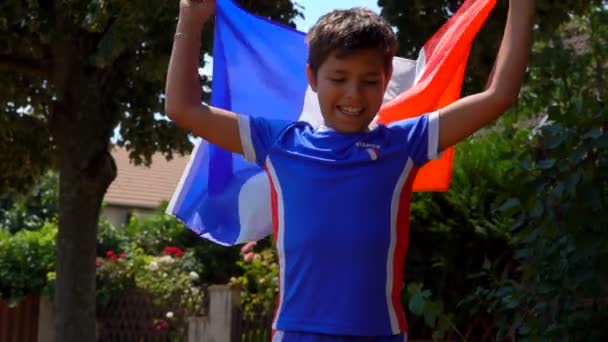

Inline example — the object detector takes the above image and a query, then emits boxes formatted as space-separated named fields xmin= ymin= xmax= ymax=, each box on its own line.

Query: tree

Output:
xmin=0 ymin=1 xmax=302 ymax=340
xmin=478 ymin=4 xmax=608 ymax=338
xmin=378 ymin=0 xmax=606 ymax=93
xmin=377 ymin=0 xmax=607 ymax=338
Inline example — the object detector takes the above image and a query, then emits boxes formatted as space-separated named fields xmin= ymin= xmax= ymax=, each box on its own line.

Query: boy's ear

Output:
xmin=306 ymin=64 xmax=318 ymax=92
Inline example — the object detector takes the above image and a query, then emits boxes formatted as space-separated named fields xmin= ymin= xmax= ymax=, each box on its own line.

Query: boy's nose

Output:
xmin=344 ymin=83 xmax=363 ymax=99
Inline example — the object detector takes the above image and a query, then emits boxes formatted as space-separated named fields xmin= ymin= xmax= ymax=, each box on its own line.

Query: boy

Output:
xmin=165 ymin=0 xmax=534 ymax=340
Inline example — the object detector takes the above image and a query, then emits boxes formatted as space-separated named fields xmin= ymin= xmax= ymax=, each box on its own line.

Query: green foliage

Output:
xmin=412 ymin=128 xmax=526 ymax=236
xmin=0 ymin=113 xmax=53 ymax=195
xmin=230 ymin=246 xmax=278 ymax=318
xmin=403 ymin=128 xmax=525 ymax=337
xmin=0 ymin=172 xmax=58 ymax=233
xmin=379 ymin=0 xmax=607 ymax=94
xmin=0 ymin=0 xmax=304 ymax=184
xmin=405 ymin=283 xmax=460 ymax=341
xmin=89 ymin=244 xmax=204 ymax=338
xmin=468 ymin=6 xmax=608 ymax=340
xmin=98 ymin=205 xmax=242 ymax=284
xmin=95 ymin=247 xmax=204 ymax=315
xmin=0 ymin=222 xmax=56 ymax=306
xmin=0 ymin=178 xmax=242 ymax=305
xmin=376 ymin=1 xmax=608 ymax=339
xmin=97 ymin=206 xmax=185 ymax=256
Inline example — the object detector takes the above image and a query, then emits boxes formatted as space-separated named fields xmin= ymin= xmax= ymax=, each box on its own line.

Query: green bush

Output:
xmin=403 ymin=128 xmax=526 ymax=338
xmin=98 ymin=205 xmax=242 ymax=285
xmin=0 ymin=195 xmax=236 ymax=312
xmin=230 ymin=247 xmax=278 ymax=319
xmin=96 ymin=245 xmax=204 ymax=317
xmin=94 ymin=213 xmax=212 ymax=336
xmin=468 ymin=8 xmax=608 ymax=340
xmin=0 ymin=173 xmax=58 ymax=233
xmin=0 ymin=221 xmax=56 ymax=305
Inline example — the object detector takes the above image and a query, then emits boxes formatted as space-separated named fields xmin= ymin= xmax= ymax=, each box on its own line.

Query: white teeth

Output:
xmin=338 ymin=106 xmax=363 ymax=115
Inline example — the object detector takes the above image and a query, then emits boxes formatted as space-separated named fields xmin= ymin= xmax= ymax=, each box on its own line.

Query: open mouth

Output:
xmin=337 ymin=105 xmax=365 ymax=117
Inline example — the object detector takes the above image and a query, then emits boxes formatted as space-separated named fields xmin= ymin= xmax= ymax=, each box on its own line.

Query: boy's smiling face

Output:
xmin=307 ymin=48 xmax=391 ymax=134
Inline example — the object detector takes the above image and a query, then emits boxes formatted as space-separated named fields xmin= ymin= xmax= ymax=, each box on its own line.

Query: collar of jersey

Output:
xmin=315 ymin=123 xmax=376 ymax=134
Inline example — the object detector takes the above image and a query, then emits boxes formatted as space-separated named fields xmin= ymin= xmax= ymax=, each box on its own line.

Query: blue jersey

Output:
xmin=238 ymin=112 xmax=440 ymax=336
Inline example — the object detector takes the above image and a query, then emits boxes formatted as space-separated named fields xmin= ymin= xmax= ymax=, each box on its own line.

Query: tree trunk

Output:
xmin=47 ymin=3 xmax=121 ymax=339
xmin=54 ymin=151 xmax=114 ymax=341
xmin=50 ymin=69 xmax=117 ymax=341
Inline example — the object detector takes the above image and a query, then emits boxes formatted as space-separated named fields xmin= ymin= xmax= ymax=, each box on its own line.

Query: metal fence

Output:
xmin=236 ymin=309 xmax=273 ymax=342
xmin=96 ymin=290 xmax=191 ymax=342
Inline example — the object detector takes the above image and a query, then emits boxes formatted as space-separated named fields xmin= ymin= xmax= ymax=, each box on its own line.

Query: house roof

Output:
xmin=104 ymin=147 xmax=191 ymax=209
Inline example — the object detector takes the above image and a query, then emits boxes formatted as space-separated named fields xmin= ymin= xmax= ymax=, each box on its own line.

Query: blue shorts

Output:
xmin=272 ymin=331 xmax=408 ymax=342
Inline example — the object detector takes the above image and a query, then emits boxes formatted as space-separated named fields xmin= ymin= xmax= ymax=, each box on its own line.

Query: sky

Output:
xmin=294 ymin=0 xmax=381 ymax=31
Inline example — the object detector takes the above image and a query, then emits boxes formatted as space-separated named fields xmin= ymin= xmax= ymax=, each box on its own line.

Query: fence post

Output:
xmin=37 ymin=296 xmax=54 ymax=342
xmin=199 ymin=284 xmax=241 ymax=342
xmin=188 ymin=315 xmax=209 ymax=341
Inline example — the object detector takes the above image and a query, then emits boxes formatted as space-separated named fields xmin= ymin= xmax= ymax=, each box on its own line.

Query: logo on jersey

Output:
xmin=356 ymin=141 xmax=381 ymax=161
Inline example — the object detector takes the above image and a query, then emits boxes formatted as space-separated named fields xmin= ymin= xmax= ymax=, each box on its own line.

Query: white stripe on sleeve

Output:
xmin=427 ymin=111 xmax=440 ymax=160
xmin=238 ymin=115 xmax=257 ymax=162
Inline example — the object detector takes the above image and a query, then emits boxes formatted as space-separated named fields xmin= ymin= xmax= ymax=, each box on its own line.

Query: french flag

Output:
xmin=167 ymin=0 xmax=496 ymax=245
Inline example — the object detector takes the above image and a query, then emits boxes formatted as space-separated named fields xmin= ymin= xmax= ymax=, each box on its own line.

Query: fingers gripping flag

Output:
xmin=167 ymin=0 xmax=497 ymax=245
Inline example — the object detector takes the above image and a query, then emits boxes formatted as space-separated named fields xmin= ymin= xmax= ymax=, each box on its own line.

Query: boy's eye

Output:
xmin=365 ymin=80 xmax=380 ymax=85
xmin=329 ymin=78 xmax=345 ymax=83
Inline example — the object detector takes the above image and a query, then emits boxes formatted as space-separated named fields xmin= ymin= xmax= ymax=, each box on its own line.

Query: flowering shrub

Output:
xmin=230 ymin=246 xmax=278 ymax=319
xmin=97 ymin=205 xmax=242 ymax=285
xmin=96 ymin=245 xmax=204 ymax=336
xmin=96 ymin=246 xmax=203 ymax=311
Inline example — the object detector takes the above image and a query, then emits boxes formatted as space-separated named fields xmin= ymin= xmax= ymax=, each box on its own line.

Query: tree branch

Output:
xmin=0 ymin=55 xmax=51 ymax=77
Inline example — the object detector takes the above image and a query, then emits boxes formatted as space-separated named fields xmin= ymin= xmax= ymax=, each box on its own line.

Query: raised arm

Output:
xmin=437 ymin=0 xmax=535 ymax=151
xmin=165 ymin=0 xmax=243 ymax=154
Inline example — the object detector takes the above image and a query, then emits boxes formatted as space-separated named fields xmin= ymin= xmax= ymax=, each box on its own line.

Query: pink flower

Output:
xmin=119 ymin=253 xmax=127 ymax=259
xmin=95 ymin=258 xmax=103 ymax=267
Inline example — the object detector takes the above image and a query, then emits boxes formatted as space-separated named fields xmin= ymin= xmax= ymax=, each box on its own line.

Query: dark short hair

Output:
xmin=306 ymin=7 xmax=397 ymax=75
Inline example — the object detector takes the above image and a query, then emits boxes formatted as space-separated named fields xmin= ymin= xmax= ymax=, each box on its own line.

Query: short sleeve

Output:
xmin=387 ymin=111 xmax=440 ymax=166
xmin=238 ymin=115 xmax=290 ymax=166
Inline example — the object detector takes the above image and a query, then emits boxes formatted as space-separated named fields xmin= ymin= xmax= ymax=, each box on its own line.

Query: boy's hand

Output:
xmin=240 ymin=241 xmax=258 ymax=262
xmin=179 ymin=0 xmax=216 ymax=27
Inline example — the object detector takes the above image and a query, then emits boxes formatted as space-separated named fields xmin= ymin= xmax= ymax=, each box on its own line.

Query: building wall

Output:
xmin=102 ymin=205 xmax=155 ymax=227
